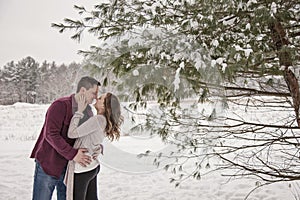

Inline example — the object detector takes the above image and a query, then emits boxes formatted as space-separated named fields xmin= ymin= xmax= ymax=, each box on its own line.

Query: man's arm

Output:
xmin=44 ymin=101 xmax=92 ymax=166
xmin=44 ymin=101 xmax=77 ymax=160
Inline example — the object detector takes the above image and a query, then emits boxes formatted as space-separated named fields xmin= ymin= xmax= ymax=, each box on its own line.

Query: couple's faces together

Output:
xmin=80 ymin=85 xmax=106 ymax=112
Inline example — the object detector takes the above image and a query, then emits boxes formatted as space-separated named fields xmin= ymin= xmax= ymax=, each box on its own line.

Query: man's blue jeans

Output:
xmin=32 ymin=160 xmax=66 ymax=200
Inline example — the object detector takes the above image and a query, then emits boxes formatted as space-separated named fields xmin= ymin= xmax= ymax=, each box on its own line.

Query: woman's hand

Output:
xmin=92 ymin=144 xmax=103 ymax=159
xmin=78 ymin=94 xmax=88 ymax=113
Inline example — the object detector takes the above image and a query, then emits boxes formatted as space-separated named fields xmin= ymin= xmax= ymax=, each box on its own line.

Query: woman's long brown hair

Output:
xmin=103 ymin=93 xmax=123 ymax=141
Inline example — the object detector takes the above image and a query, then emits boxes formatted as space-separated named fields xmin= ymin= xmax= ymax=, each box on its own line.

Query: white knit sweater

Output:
xmin=64 ymin=111 xmax=106 ymax=200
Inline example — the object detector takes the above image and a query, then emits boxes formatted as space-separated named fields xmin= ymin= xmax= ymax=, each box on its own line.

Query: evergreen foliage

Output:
xmin=52 ymin=0 xmax=300 ymax=190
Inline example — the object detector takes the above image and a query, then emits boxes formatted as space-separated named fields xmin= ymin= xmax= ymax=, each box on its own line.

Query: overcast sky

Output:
xmin=0 ymin=0 xmax=103 ymax=67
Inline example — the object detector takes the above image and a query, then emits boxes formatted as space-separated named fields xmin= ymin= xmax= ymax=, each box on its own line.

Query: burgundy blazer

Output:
xmin=30 ymin=94 xmax=92 ymax=178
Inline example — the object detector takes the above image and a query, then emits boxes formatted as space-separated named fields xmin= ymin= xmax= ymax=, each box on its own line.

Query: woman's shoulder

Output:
xmin=95 ymin=114 xmax=106 ymax=121
xmin=95 ymin=115 xmax=107 ymax=125
xmin=86 ymin=115 xmax=106 ymax=124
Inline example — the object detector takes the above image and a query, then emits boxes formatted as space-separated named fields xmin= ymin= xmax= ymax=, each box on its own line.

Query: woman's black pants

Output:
xmin=73 ymin=165 xmax=100 ymax=200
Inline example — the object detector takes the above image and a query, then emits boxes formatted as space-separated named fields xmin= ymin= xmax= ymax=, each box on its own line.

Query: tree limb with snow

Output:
xmin=52 ymin=0 xmax=300 ymax=194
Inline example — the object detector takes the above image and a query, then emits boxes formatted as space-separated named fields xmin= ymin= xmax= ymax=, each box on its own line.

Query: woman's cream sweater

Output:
xmin=64 ymin=111 xmax=106 ymax=200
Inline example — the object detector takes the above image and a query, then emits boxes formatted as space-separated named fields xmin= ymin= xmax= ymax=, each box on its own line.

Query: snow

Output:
xmin=247 ymin=0 xmax=257 ymax=7
xmin=0 ymin=103 xmax=297 ymax=199
xmin=271 ymin=2 xmax=277 ymax=15
xmin=246 ymin=23 xmax=251 ymax=30
xmin=233 ymin=45 xmax=253 ymax=59
xmin=173 ymin=62 xmax=185 ymax=92
xmin=212 ymin=39 xmax=219 ymax=47
xmin=132 ymin=69 xmax=139 ymax=76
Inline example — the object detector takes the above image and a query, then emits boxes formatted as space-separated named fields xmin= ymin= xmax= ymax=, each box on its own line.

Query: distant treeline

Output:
xmin=0 ymin=56 xmax=92 ymax=105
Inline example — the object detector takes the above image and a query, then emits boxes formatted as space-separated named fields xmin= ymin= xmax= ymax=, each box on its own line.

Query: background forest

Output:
xmin=0 ymin=56 xmax=101 ymax=105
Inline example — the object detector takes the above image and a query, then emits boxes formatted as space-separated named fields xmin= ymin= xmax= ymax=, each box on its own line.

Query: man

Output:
xmin=30 ymin=76 xmax=101 ymax=200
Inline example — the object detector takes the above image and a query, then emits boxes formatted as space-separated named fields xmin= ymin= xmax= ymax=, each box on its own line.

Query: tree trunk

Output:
xmin=270 ymin=20 xmax=300 ymax=127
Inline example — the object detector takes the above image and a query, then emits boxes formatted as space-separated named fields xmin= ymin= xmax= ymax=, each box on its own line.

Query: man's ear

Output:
xmin=79 ymin=87 xmax=86 ymax=94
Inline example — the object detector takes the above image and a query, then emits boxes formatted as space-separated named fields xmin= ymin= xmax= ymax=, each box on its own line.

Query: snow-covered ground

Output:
xmin=0 ymin=103 xmax=298 ymax=200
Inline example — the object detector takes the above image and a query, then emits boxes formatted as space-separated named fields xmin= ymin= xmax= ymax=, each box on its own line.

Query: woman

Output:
xmin=64 ymin=92 xmax=123 ymax=200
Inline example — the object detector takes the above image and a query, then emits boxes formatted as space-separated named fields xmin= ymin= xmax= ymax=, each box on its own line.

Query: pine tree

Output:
xmin=16 ymin=56 xmax=39 ymax=103
xmin=53 ymin=0 xmax=300 ymax=187
xmin=1 ymin=61 xmax=23 ymax=102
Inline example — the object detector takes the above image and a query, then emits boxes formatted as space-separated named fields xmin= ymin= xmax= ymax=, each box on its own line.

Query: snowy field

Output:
xmin=0 ymin=102 xmax=298 ymax=200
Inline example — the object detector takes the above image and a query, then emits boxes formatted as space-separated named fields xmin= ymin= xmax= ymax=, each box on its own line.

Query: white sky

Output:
xmin=0 ymin=0 xmax=104 ymax=67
